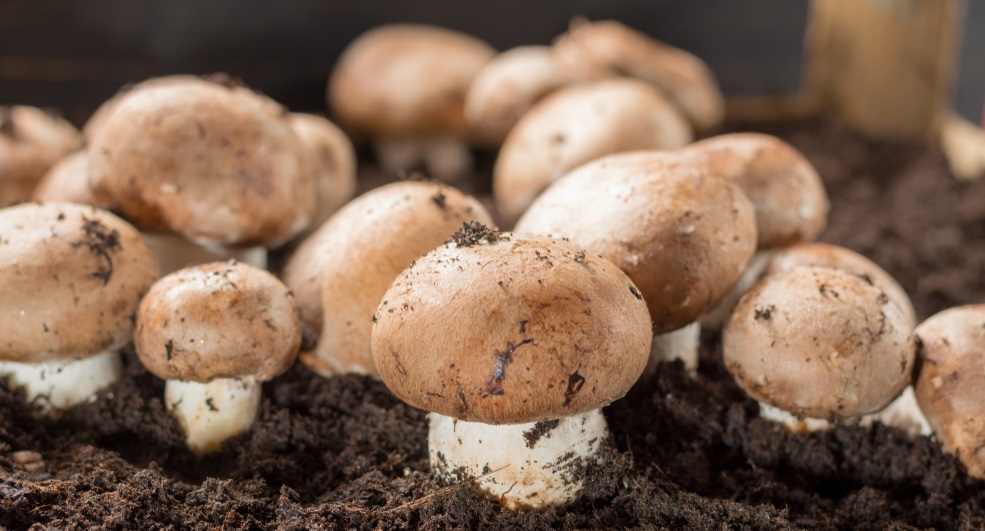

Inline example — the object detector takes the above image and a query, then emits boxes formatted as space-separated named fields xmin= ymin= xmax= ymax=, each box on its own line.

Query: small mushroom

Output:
xmin=281 ymin=180 xmax=493 ymax=377
xmin=0 ymin=203 xmax=158 ymax=411
xmin=913 ymin=305 xmax=985 ymax=478
xmin=494 ymin=78 xmax=692 ymax=223
xmin=32 ymin=151 xmax=107 ymax=207
xmin=287 ymin=113 xmax=357 ymax=234
xmin=723 ymin=266 xmax=915 ymax=431
xmin=0 ymin=106 xmax=83 ymax=206
xmin=372 ymin=226 xmax=651 ymax=509
xmin=135 ymin=261 xmax=301 ymax=454
xmin=328 ymin=24 xmax=495 ymax=181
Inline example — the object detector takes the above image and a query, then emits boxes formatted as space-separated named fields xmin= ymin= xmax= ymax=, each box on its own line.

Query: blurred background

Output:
xmin=0 ymin=0 xmax=981 ymax=127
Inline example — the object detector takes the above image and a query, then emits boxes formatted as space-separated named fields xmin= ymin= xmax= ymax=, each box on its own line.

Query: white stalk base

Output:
xmin=759 ymin=402 xmax=832 ymax=433
xmin=646 ymin=321 xmax=700 ymax=376
xmin=375 ymin=137 xmax=472 ymax=182
xmin=0 ymin=350 xmax=121 ymax=413
xmin=429 ymin=410 xmax=607 ymax=510
xmin=165 ymin=376 xmax=261 ymax=455
xmin=701 ymin=250 xmax=775 ymax=330
xmin=144 ymin=232 xmax=267 ymax=276
xmin=859 ymin=387 xmax=932 ymax=437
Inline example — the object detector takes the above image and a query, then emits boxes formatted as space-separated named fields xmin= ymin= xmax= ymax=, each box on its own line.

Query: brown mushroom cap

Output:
xmin=914 ymin=305 xmax=985 ymax=478
xmin=288 ymin=113 xmax=357 ymax=230
xmin=88 ymin=76 xmax=316 ymax=247
xmin=372 ymin=231 xmax=652 ymax=424
xmin=552 ymin=19 xmax=725 ymax=132
xmin=0 ymin=202 xmax=158 ymax=362
xmin=765 ymin=242 xmax=916 ymax=327
xmin=32 ymin=150 xmax=107 ymax=207
xmin=135 ymin=261 xmax=300 ymax=383
xmin=281 ymin=180 xmax=493 ymax=377
xmin=724 ymin=266 xmax=915 ymax=419
xmin=678 ymin=133 xmax=829 ymax=248
xmin=328 ymin=24 xmax=495 ymax=140
xmin=0 ymin=106 xmax=83 ymax=206
xmin=82 ymin=75 xmax=200 ymax=140
xmin=515 ymin=151 xmax=756 ymax=333
xmin=494 ymin=78 xmax=692 ymax=223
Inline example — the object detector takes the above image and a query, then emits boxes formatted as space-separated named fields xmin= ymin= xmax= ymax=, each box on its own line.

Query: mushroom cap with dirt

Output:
xmin=287 ymin=113 xmax=357 ymax=233
xmin=494 ymin=78 xmax=692 ymax=223
xmin=281 ymin=180 xmax=493 ymax=378
xmin=372 ymin=227 xmax=651 ymax=509
xmin=0 ymin=202 xmax=158 ymax=410
xmin=0 ymin=106 xmax=83 ymax=206
xmin=913 ymin=305 xmax=985 ymax=478
xmin=723 ymin=266 xmax=915 ymax=423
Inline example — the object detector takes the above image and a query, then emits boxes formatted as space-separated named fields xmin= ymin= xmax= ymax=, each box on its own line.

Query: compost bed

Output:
xmin=1 ymin=119 xmax=985 ymax=529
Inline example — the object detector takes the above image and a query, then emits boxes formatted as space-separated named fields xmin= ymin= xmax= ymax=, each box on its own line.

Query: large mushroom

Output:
xmin=0 ymin=106 xmax=82 ymax=206
xmin=372 ymin=226 xmax=651 ymax=509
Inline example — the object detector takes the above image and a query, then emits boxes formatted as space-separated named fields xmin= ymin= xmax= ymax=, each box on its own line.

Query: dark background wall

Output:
xmin=0 ymin=0 xmax=981 ymax=126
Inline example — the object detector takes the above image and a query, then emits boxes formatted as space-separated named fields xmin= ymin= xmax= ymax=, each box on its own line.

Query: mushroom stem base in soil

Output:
xmin=165 ymin=376 xmax=261 ymax=455
xmin=143 ymin=232 xmax=267 ymax=275
xmin=0 ymin=350 xmax=122 ymax=412
xmin=374 ymin=136 xmax=472 ymax=182
xmin=859 ymin=387 xmax=932 ymax=437
xmin=428 ymin=409 xmax=608 ymax=510
xmin=646 ymin=321 xmax=700 ymax=376
xmin=759 ymin=402 xmax=832 ymax=432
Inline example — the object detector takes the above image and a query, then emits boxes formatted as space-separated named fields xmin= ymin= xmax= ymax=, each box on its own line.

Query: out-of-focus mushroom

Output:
xmin=372 ymin=226 xmax=651 ymax=509
xmin=287 ymin=113 xmax=357 ymax=233
xmin=0 ymin=106 xmax=82 ymax=206
xmin=32 ymin=151 xmax=107 ymax=207
xmin=328 ymin=24 xmax=495 ymax=181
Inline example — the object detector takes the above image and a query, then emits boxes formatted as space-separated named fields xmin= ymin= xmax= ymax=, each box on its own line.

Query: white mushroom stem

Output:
xmin=701 ymin=249 xmax=775 ymax=330
xmin=645 ymin=321 xmax=700 ymax=376
xmin=0 ymin=350 xmax=122 ymax=413
xmin=165 ymin=376 xmax=261 ymax=455
xmin=758 ymin=402 xmax=832 ymax=433
xmin=375 ymin=137 xmax=473 ymax=182
xmin=143 ymin=232 xmax=267 ymax=275
xmin=858 ymin=387 xmax=932 ymax=437
xmin=429 ymin=409 xmax=607 ymax=510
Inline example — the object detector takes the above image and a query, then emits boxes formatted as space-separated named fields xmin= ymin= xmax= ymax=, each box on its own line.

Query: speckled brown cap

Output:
xmin=372 ymin=230 xmax=652 ymax=424
xmin=515 ymin=151 xmax=756 ymax=333
xmin=0 ymin=106 xmax=83 ymax=206
xmin=135 ymin=261 xmax=300 ymax=383
xmin=914 ymin=305 xmax=985 ymax=479
xmin=724 ymin=266 xmax=915 ymax=419
xmin=0 ymin=202 xmax=158 ymax=362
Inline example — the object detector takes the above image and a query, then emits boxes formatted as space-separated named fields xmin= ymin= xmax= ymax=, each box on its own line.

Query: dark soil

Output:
xmin=3 ymin=120 xmax=985 ymax=529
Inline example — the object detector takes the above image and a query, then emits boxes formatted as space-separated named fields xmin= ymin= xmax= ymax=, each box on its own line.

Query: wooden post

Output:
xmin=803 ymin=0 xmax=964 ymax=141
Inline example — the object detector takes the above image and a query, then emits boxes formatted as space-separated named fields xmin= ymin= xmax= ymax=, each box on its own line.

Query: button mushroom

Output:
xmin=0 ymin=106 xmax=82 ymax=206
xmin=0 ymin=202 xmax=158 ymax=411
xmin=135 ymin=261 xmax=301 ymax=454
xmin=32 ymin=151 xmax=107 ymax=207
xmin=372 ymin=225 xmax=651 ymax=509
xmin=286 ymin=112 xmax=357 ymax=235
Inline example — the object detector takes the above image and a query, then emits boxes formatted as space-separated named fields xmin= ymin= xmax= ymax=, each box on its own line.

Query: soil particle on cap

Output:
xmin=522 ymin=419 xmax=561 ymax=449
xmin=449 ymin=221 xmax=499 ymax=247
xmin=629 ymin=285 xmax=643 ymax=300
xmin=573 ymin=251 xmax=586 ymax=263
xmin=70 ymin=216 xmax=122 ymax=285
xmin=431 ymin=191 xmax=447 ymax=209
xmin=754 ymin=305 xmax=776 ymax=321
xmin=201 ymin=72 xmax=246 ymax=89
xmin=562 ymin=371 xmax=586 ymax=407
xmin=484 ymin=339 xmax=533 ymax=396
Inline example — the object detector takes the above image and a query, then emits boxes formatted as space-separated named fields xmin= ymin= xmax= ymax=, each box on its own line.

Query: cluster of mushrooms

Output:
xmin=1 ymin=19 xmax=983 ymax=510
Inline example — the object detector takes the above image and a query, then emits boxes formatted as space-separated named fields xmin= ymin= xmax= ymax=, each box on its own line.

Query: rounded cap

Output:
xmin=0 ymin=203 xmax=158 ymax=362
xmin=372 ymin=230 xmax=652 ymax=424
xmin=135 ymin=261 xmax=301 ymax=383
xmin=82 ymin=75 xmax=200 ymax=140
xmin=281 ymin=180 xmax=493 ymax=377
xmin=516 ymin=151 xmax=756 ymax=333
xmin=88 ymin=76 xmax=316 ymax=247
xmin=680 ymin=133 xmax=829 ymax=248
xmin=0 ymin=106 xmax=83 ymax=206
xmin=328 ymin=24 xmax=495 ymax=140
xmin=494 ymin=78 xmax=692 ymax=223
xmin=33 ymin=150 xmax=107 ymax=207
xmin=913 ymin=305 xmax=985 ymax=478
xmin=288 ymin=113 xmax=357 ymax=231
xmin=724 ymin=266 xmax=915 ymax=419
xmin=552 ymin=19 xmax=725 ymax=132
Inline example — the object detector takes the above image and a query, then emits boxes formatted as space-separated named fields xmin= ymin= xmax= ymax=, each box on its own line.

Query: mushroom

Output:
xmin=88 ymin=75 xmax=316 ymax=274
xmin=287 ymin=113 xmax=357 ymax=234
xmin=32 ymin=151 xmax=107 ymax=207
xmin=372 ymin=226 xmax=651 ymax=509
xmin=0 ymin=106 xmax=83 ymax=206
xmin=552 ymin=19 xmax=725 ymax=133
xmin=723 ymin=266 xmax=915 ymax=431
xmin=135 ymin=260 xmax=301 ymax=454
xmin=0 ymin=202 xmax=158 ymax=411
xmin=515 ymin=151 xmax=756 ymax=373
xmin=328 ymin=24 xmax=495 ymax=181
xmin=913 ymin=305 xmax=985 ymax=477
xmin=494 ymin=78 xmax=693 ymax=224
xmin=281 ymin=180 xmax=493 ymax=377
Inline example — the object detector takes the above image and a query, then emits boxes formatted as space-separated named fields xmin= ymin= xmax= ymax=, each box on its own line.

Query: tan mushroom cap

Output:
xmin=288 ymin=113 xmax=357 ymax=230
xmin=765 ymin=243 xmax=916 ymax=327
xmin=0 ymin=106 xmax=83 ymax=206
xmin=913 ymin=305 xmax=985 ymax=478
xmin=88 ymin=76 xmax=316 ymax=247
xmin=135 ymin=261 xmax=301 ymax=383
xmin=33 ymin=150 xmax=107 ymax=207
xmin=678 ymin=133 xmax=829 ymax=248
xmin=724 ymin=267 xmax=915 ymax=419
xmin=516 ymin=151 xmax=756 ymax=333
xmin=552 ymin=19 xmax=725 ymax=132
xmin=281 ymin=180 xmax=493 ymax=377
xmin=82 ymin=75 xmax=200 ymax=140
xmin=0 ymin=202 xmax=158 ymax=362
xmin=494 ymin=78 xmax=692 ymax=223
xmin=372 ymin=231 xmax=652 ymax=424
xmin=328 ymin=24 xmax=495 ymax=140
